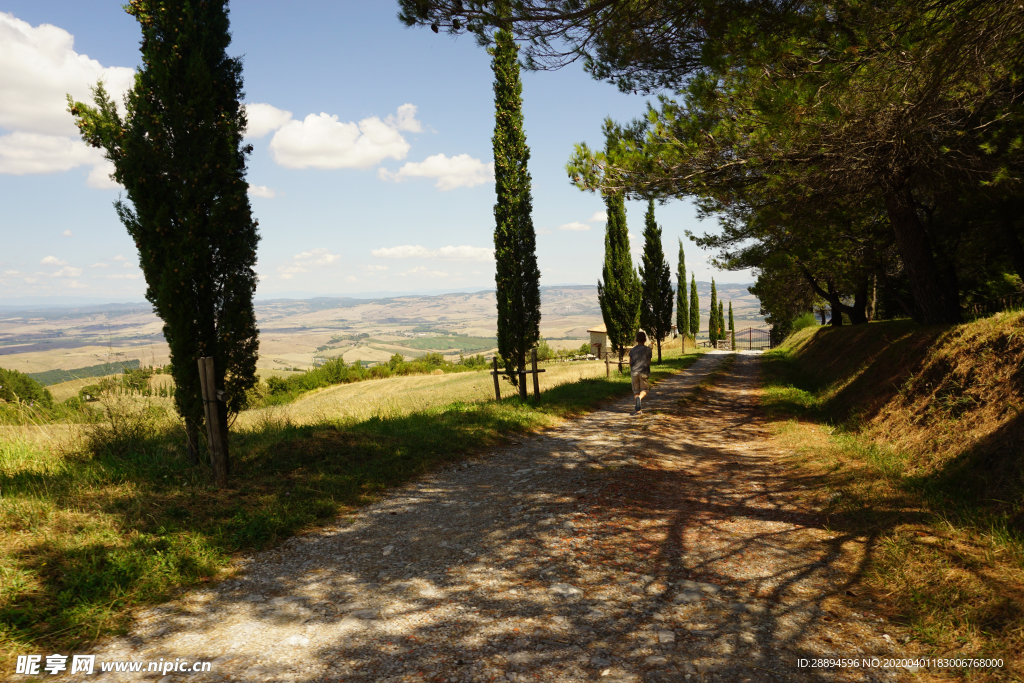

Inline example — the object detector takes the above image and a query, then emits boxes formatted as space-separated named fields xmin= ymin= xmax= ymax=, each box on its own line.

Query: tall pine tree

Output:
xmin=70 ymin=0 xmax=259 ymax=484
xmin=709 ymin=278 xmax=719 ymax=344
xmin=639 ymin=200 xmax=674 ymax=363
xmin=689 ymin=274 xmax=699 ymax=346
xmin=676 ymin=239 xmax=688 ymax=340
xmin=598 ymin=186 xmax=641 ymax=361
xmin=728 ymin=301 xmax=735 ymax=349
xmin=719 ymin=301 xmax=725 ymax=346
xmin=491 ymin=16 xmax=541 ymax=395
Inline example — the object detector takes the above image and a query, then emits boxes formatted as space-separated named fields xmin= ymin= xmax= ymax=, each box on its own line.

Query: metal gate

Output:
xmin=734 ymin=327 xmax=772 ymax=350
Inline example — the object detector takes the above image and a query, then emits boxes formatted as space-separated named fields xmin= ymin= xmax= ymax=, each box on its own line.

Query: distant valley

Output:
xmin=0 ymin=283 xmax=765 ymax=377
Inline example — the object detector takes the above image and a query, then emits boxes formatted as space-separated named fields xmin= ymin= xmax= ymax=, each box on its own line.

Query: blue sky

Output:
xmin=0 ymin=1 xmax=752 ymax=303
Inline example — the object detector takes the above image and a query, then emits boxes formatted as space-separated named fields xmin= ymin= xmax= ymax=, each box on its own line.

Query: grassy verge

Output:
xmin=0 ymin=351 xmax=700 ymax=662
xmin=761 ymin=340 xmax=1024 ymax=681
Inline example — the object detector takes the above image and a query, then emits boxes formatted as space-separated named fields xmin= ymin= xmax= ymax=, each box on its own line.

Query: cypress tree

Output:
xmin=598 ymin=187 xmax=641 ymax=361
xmin=709 ymin=278 xmax=719 ymax=344
xmin=639 ymin=200 xmax=674 ymax=363
xmin=689 ymin=274 xmax=700 ymax=346
xmin=491 ymin=16 xmax=541 ymax=395
xmin=719 ymin=301 xmax=725 ymax=346
xmin=676 ymin=239 xmax=688 ymax=341
xmin=70 ymin=0 xmax=259 ymax=483
xmin=728 ymin=301 xmax=735 ymax=349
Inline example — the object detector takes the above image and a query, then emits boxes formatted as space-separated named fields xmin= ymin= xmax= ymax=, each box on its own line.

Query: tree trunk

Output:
xmin=848 ymin=277 xmax=870 ymax=325
xmin=185 ymin=420 xmax=200 ymax=466
xmin=883 ymin=187 xmax=961 ymax=324
xmin=218 ymin=395 xmax=231 ymax=477
xmin=656 ymin=339 xmax=662 ymax=363
xmin=867 ymin=276 xmax=877 ymax=322
xmin=828 ymin=300 xmax=843 ymax=326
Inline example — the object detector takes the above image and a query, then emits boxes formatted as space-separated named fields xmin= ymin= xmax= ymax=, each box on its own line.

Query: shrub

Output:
xmin=0 ymin=368 xmax=53 ymax=408
xmin=536 ymin=336 xmax=554 ymax=361
xmin=791 ymin=312 xmax=819 ymax=335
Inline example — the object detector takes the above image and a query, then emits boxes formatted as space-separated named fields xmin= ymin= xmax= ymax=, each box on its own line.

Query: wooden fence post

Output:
xmin=605 ymin=352 xmax=610 ymax=378
xmin=198 ymin=357 xmax=228 ymax=487
xmin=531 ymin=348 xmax=540 ymax=399
xmin=492 ymin=356 xmax=501 ymax=401
xmin=519 ymin=366 xmax=528 ymax=400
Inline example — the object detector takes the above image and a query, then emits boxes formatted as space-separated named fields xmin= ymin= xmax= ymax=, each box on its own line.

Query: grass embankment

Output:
xmin=762 ymin=315 xmax=1024 ymax=680
xmin=0 ymin=346 xmax=699 ymax=662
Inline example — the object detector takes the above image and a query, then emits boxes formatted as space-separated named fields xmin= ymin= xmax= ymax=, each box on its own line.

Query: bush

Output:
xmin=790 ymin=312 xmax=819 ymax=335
xmin=0 ymin=368 xmax=53 ymax=408
xmin=536 ymin=336 xmax=554 ymax=361
xmin=579 ymin=342 xmax=592 ymax=355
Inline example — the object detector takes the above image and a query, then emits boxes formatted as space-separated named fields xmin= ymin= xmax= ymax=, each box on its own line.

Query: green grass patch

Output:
xmin=0 ymin=351 xmax=700 ymax=662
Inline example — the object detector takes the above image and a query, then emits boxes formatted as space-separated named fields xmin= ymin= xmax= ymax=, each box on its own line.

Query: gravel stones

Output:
xmin=71 ymin=354 xmax=917 ymax=683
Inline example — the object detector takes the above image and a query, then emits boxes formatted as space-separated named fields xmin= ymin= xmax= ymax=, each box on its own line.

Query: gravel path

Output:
xmin=72 ymin=352 xmax=912 ymax=683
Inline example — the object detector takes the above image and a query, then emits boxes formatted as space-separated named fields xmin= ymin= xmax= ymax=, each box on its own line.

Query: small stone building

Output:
xmin=588 ymin=323 xmax=607 ymax=358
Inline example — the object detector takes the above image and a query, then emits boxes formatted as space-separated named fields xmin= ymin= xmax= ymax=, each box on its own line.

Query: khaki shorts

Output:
xmin=631 ymin=373 xmax=649 ymax=395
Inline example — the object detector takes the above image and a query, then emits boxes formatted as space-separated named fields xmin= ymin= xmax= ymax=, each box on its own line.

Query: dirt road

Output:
xmin=74 ymin=352 xmax=910 ymax=683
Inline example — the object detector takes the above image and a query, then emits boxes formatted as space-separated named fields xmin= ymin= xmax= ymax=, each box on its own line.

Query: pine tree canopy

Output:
xmin=597 ymin=174 xmax=640 ymax=359
xmin=491 ymin=20 xmax=541 ymax=386
xmin=639 ymin=200 xmax=674 ymax=362
xmin=70 ymin=0 xmax=259 ymax=476
xmin=676 ymin=238 xmax=688 ymax=339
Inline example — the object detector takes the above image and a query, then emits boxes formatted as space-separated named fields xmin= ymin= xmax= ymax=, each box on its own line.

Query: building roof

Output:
xmin=587 ymin=323 xmax=607 ymax=334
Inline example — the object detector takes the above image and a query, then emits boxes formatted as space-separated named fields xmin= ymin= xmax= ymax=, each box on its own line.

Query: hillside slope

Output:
xmin=779 ymin=313 xmax=1024 ymax=515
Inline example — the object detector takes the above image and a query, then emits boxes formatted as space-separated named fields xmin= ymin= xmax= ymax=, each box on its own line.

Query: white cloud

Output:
xmin=400 ymin=266 xmax=449 ymax=278
xmin=378 ymin=153 xmax=493 ymax=190
xmin=293 ymin=248 xmax=340 ymax=266
xmin=385 ymin=103 xmax=423 ymax=133
xmin=363 ymin=265 xmax=389 ymax=271
xmin=61 ymin=229 xmax=73 ymax=237
xmin=0 ymin=12 xmax=134 ymax=137
xmin=536 ymin=227 xmax=553 ymax=235
xmin=103 ymin=273 xmax=141 ymax=279
xmin=435 ymin=245 xmax=493 ymax=260
xmin=371 ymin=245 xmax=431 ymax=259
xmin=0 ymin=131 xmax=104 ymax=175
xmin=67 ymin=280 xmax=88 ymax=289
xmin=52 ymin=266 xmax=82 ymax=277
xmin=588 ymin=211 xmax=607 ymax=223
xmin=371 ymin=244 xmax=493 ymax=261
xmin=40 ymin=255 xmax=67 ymax=266
xmin=345 ymin=275 xmax=357 ymax=283
xmin=112 ymin=254 xmax=127 ymax=261
xmin=276 ymin=248 xmax=341 ymax=280
xmin=90 ymin=262 xmax=108 ymax=268
xmin=86 ymin=159 xmax=120 ymax=189
xmin=0 ymin=13 xmax=132 ymax=186
xmin=268 ymin=106 xmax=417 ymax=170
xmin=243 ymin=103 xmax=293 ymax=138
xmin=247 ymin=184 xmax=276 ymax=198
xmin=558 ymin=221 xmax=591 ymax=232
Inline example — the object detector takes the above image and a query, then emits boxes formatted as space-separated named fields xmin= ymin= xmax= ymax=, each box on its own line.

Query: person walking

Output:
xmin=629 ymin=330 xmax=653 ymax=415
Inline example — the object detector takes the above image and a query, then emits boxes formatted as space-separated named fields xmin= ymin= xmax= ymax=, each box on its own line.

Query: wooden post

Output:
xmin=198 ymin=357 xmax=228 ymax=487
xmin=492 ymin=356 xmax=501 ymax=401
xmin=519 ymin=366 xmax=527 ymax=400
xmin=531 ymin=348 xmax=540 ymax=399
xmin=605 ymin=351 xmax=610 ymax=378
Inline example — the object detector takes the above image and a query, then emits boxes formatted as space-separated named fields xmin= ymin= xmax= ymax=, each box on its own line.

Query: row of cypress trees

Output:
xmin=66 ymin=1 xmax=735 ymax=485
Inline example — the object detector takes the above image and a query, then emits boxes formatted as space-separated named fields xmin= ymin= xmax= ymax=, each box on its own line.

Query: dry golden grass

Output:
xmin=236 ymin=360 xmax=610 ymax=428
xmin=762 ymin=315 xmax=1024 ymax=681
